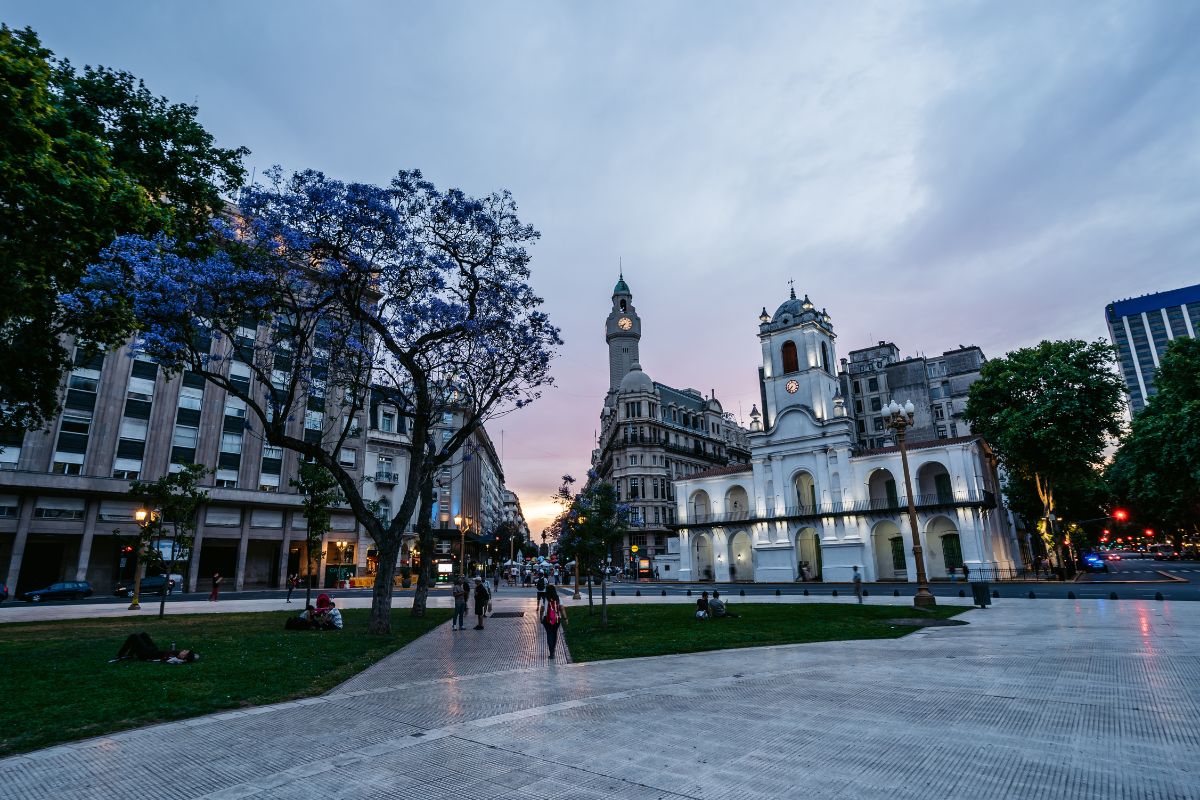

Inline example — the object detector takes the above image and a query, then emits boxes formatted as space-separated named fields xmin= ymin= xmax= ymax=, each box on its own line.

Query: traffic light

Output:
xmin=1112 ymin=509 xmax=1129 ymax=522
xmin=1144 ymin=528 xmax=1154 ymax=537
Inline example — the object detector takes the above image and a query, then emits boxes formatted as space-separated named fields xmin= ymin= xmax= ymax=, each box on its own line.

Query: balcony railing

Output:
xmin=674 ymin=489 xmax=993 ymax=527
xmin=374 ymin=471 xmax=399 ymax=484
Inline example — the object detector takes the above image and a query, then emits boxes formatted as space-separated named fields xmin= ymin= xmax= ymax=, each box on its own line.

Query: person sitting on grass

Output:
xmin=696 ymin=590 xmax=709 ymax=620
xmin=110 ymin=632 xmax=200 ymax=663
xmin=309 ymin=593 xmax=343 ymax=630
xmin=708 ymin=590 xmax=740 ymax=619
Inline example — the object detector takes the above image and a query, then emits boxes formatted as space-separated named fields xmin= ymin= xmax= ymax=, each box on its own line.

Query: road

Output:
xmin=4 ymin=559 xmax=1196 ymax=609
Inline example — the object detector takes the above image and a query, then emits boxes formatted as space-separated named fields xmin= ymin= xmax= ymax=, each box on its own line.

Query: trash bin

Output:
xmin=970 ymin=581 xmax=991 ymax=608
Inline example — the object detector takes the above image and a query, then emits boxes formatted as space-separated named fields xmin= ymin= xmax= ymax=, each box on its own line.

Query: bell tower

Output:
xmin=757 ymin=287 xmax=843 ymax=428
xmin=605 ymin=272 xmax=642 ymax=392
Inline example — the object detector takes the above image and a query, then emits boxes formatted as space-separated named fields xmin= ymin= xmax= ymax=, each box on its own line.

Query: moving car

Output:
xmin=19 ymin=580 xmax=94 ymax=602
xmin=113 ymin=574 xmax=178 ymax=597
xmin=1080 ymin=552 xmax=1108 ymax=573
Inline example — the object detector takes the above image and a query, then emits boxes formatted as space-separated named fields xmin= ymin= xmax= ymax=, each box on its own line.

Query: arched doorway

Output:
xmin=724 ymin=485 xmax=749 ymax=520
xmin=795 ymin=527 xmax=821 ymax=581
xmin=728 ymin=531 xmax=754 ymax=582
xmin=872 ymin=520 xmax=906 ymax=580
xmin=868 ymin=469 xmax=899 ymax=509
xmin=926 ymin=516 xmax=961 ymax=579
xmin=916 ymin=461 xmax=954 ymax=504
xmin=694 ymin=534 xmax=715 ymax=581
xmin=689 ymin=490 xmax=711 ymax=523
xmin=794 ymin=471 xmax=817 ymax=511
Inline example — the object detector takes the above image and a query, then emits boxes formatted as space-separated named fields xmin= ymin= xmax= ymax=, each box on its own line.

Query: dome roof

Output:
xmin=770 ymin=287 xmax=823 ymax=326
xmin=614 ymin=276 xmax=631 ymax=295
xmin=619 ymin=363 xmax=654 ymax=393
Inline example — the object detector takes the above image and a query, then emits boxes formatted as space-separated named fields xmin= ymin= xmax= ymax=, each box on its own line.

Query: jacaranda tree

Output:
xmin=66 ymin=167 xmax=561 ymax=633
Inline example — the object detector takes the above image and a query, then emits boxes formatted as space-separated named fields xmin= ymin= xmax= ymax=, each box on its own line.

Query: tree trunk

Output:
xmin=586 ymin=571 xmax=593 ymax=615
xmin=410 ymin=478 xmax=437 ymax=617
xmin=367 ymin=539 xmax=399 ymax=634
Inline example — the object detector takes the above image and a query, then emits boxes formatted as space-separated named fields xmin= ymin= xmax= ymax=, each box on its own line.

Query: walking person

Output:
xmin=452 ymin=576 xmax=468 ymax=630
xmin=472 ymin=577 xmax=490 ymax=630
xmin=852 ymin=565 xmax=863 ymax=603
xmin=209 ymin=572 xmax=222 ymax=602
xmin=285 ymin=574 xmax=297 ymax=604
xmin=535 ymin=572 xmax=547 ymax=611
xmin=962 ymin=562 xmax=971 ymax=583
xmin=541 ymin=583 xmax=567 ymax=661
xmin=492 ymin=567 xmax=500 ymax=593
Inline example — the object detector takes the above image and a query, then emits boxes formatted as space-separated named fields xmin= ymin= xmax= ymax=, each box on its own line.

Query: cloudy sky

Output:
xmin=9 ymin=2 xmax=1199 ymax=532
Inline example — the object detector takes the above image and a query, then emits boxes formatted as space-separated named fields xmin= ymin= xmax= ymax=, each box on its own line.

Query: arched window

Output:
xmin=821 ymin=342 xmax=832 ymax=374
xmin=781 ymin=341 xmax=799 ymax=374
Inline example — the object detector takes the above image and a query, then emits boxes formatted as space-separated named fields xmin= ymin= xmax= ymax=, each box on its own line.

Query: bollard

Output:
xmin=611 ymin=589 xmax=616 ymax=597
xmin=893 ymin=590 xmax=900 ymax=597
xmin=661 ymin=589 xmax=667 ymax=596
xmin=959 ymin=590 xmax=966 ymax=598
xmin=831 ymin=590 xmax=838 ymax=597
xmin=1109 ymin=592 xmax=1118 ymax=600
xmin=1155 ymin=592 xmax=1164 ymax=601
xmin=1028 ymin=591 xmax=1035 ymax=599
xmin=687 ymin=589 xmax=692 ymax=596
xmin=1067 ymin=591 xmax=1076 ymax=599
xmin=862 ymin=590 xmax=869 ymax=597
xmin=992 ymin=590 xmax=999 ymax=599
xmin=775 ymin=589 xmax=781 ymax=596
xmin=740 ymin=589 xmax=746 ymax=596
xmin=803 ymin=589 xmax=809 ymax=596
xmin=635 ymin=589 xmax=641 ymax=597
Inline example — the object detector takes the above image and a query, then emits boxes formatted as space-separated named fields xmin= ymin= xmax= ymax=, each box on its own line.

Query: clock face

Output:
xmin=785 ymin=379 xmax=800 ymax=394
xmin=617 ymin=316 xmax=633 ymax=331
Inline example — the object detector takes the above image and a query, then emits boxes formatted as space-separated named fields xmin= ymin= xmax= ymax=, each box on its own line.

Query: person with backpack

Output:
xmin=472 ymin=577 xmax=490 ymax=630
xmin=535 ymin=572 xmax=548 ymax=611
xmin=541 ymin=583 xmax=567 ymax=660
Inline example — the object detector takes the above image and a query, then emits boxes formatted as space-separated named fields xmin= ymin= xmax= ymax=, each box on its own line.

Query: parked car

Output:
xmin=113 ymin=574 xmax=177 ymax=597
xmin=19 ymin=580 xmax=94 ymax=602
xmin=1080 ymin=553 xmax=1108 ymax=573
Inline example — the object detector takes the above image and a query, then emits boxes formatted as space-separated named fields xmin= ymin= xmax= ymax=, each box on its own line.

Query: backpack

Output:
xmin=546 ymin=602 xmax=558 ymax=625
xmin=537 ymin=576 xmax=546 ymax=591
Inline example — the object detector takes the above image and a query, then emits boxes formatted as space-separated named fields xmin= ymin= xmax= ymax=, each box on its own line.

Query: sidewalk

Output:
xmin=1 ymin=598 xmax=1196 ymax=799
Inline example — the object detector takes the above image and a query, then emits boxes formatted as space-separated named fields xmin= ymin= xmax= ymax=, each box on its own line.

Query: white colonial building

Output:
xmin=673 ymin=289 xmax=1021 ymax=584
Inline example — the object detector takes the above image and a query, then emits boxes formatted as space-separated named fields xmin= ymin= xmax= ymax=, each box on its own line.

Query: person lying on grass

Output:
xmin=110 ymin=632 xmax=200 ymax=663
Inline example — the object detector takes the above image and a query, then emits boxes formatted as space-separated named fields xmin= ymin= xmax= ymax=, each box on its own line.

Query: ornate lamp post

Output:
xmin=573 ymin=515 xmax=586 ymax=600
xmin=129 ymin=507 xmax=156 ymax=611
xmin=454 ymin=513 xmax=472 ymax=576
xmin=883 ymin=399 xmax=937 ymax=608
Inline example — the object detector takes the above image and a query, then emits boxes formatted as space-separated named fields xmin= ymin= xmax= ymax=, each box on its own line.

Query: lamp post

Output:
xmin=454 ymin=513 xmax=472 ymax=577
xmin=883 ymin=399 xmax=936 ymax=608
xmin=129 ymin=507 xmax=154 ymax=611
xmin=573 ymin=515 xmax=586 ymax=599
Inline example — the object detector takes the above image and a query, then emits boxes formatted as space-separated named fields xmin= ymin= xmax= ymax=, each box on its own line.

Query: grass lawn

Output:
xmin=0 ymin=607 xmax=452 ymax=756
xmin=563 ymin=602 xmax=967 ymax=662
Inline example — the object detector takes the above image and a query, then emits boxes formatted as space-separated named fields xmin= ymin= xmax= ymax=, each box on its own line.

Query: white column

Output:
xmin=277 ymin=511 xmax=294 ymax=589
xmin=74 ymin=499 xmax=99 ymax=581
xmin=5 ymin=496 xmax=34 ymax=591
xmin=234 ymin=510 xmax=250 ymax=592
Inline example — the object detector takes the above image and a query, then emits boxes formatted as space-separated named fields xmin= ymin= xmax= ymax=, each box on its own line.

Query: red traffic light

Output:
xmin=122 ymin=546 xmax=134 ymax=553
xmin=1144 ymin=528 xmax=1154 ymax=537
xmin=1112 ymin=509 xmax=1129 ymax=522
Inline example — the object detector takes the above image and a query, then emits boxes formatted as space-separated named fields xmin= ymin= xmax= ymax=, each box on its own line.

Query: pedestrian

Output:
xmin=209 ymin=572 xmax=222 ymax=602
xmin=962 ymin=562 xmax=971 ymax=583
xmin=472 ymin=577 xmax=490 ymax=630
xmin=285 ymin=573 xmax=297 ymax=604
xmin=452 ymin=576 xmax=468 ymax=630
xmin=852 ymin=565 xmax=863 ymax=603
xmin=492 ymin=568 xmax=500 ymax=593
xmin=541 ymin=583 xmax=567 ymax=660
xmin=535 ymin=572 xmax=547 ymax=611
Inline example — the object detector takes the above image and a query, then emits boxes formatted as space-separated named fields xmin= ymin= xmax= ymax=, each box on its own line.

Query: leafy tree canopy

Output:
xmin=66 ymin=167 xmax=560 ymax=633
xmin=0 ymin=25 xmax=247 ymax=430
xmin=1107 ymin=338 xmax=1200 ymax=537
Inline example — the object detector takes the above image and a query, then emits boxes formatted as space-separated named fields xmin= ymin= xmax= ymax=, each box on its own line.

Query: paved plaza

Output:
xmin=1 ymin=597 xmax=1197 ymax=800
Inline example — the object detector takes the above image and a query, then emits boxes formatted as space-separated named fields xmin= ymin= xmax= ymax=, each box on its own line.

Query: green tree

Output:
xmin=291 ymin=462 xmax=343 ymax=609
xmin=1107 ymin=338 xmax=1200 ymax=546
xmin=964 ymin=339 xmax=1124 ymax=568
xmin=554 ymin=475 xmax=628 ymax=627
xmin=0 ymin=25 xmax=247 ymax=431
xmin=128 ymin=463 xmax=209 ymax=618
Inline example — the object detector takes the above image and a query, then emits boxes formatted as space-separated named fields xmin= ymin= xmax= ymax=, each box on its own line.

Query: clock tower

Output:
xmin=605 ymin=272 xmax=642 ymax=392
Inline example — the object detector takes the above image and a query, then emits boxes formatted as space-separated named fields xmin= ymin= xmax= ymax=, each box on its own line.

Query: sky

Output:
xmin=7 ymin=1 xmax=1200 ymax=534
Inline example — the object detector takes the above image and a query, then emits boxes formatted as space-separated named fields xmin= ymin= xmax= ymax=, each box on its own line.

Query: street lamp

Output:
xmin=883 ymin=399 xmax=936 ymax=608
xmin=129 ymin=507 xmax=155 ymax=611
xmin=573 ymin=515 xmax=586 ymax=599
xmin=454 ymin=513 xmax=472 ymax=576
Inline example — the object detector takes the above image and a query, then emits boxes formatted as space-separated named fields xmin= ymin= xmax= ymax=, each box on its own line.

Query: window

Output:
xmin=381 ymin=411 xmax=396 ymax=433
xmin=215 ymin=468 xmax=239 ymax=488
xmin=942 ymin=534 xmax=963 ymax=571
xmin=338 ymin=448 xmax=357 ymax=467
xmin=220 ymin=433 xmax=243 ymax=453
xmin=229 ymin=361 xmax=252 ymax=394
xmin=868 ymin=377 xmax=879 ymax=392
xmin=852 ymin=380 xmax=861 ymax=394
xmin=936 ymin=425 xmax=948 ymax=439
xmin=821 ymin=342 xmax=831 ymax=374
xmin=950 ymin=422 xmax=959 ymax=437
xmin=854 ymin=400 xmax=863 ymax=413
xmin=178 ymin=386 xmax=203 ymax=411
xmin=781 ymin=341 xmax=799 ymax=373
xmin=890 ymin=537 xmax=906 ymax=571
xmin=873 ymin=417 xmax=884 ymax=432
xmin=628 ymin=455 xmax=639 ymax=466
xmin=870 ymin=397 xmax=882 ymax=412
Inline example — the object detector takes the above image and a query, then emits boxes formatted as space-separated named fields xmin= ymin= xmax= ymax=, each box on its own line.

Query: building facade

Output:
xmin=840 ymin=342 xmax=986 ymax=449
xmin=673 ymin=290 xmax=1020 ymax=584
xmin=592 ymin=276 xmax=751 ymax=577
xmin=1105 ymin=283 xmax=1200 ymax=414
xmin=0 ymin=337 xmax=512 ymax=596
